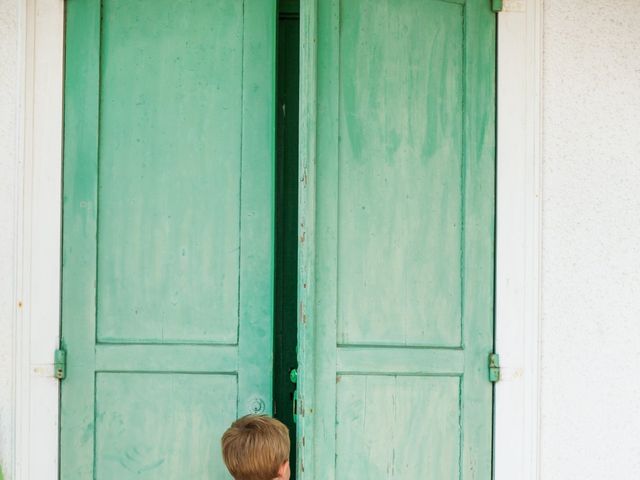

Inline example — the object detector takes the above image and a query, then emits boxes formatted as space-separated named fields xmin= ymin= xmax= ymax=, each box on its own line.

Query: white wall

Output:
xmin=541 ymin=0 xmax=640 ymax=478
xmin=0 ymin=0 xmax=17 ymax=478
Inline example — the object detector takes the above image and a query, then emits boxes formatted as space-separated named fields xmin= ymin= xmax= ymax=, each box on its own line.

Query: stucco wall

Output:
xmin=541 ymin=0 xmax=640 ymax=478
xmin=0 ymin=0 xmax=17 ymax=477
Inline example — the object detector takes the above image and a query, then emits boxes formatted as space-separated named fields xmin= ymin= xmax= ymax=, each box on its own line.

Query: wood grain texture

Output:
xmin=299 ymin=0 xmax=496 ymax=478
xmin=461 ymin=1 xmax=496 ymax=476
xmin=60 ymin=0 xmax=100 ymax=476
xmin=237 ymin=0 xmax=277 ymax=417
xmin=95 ymin=373 xmax=236 ymax=479
xmin=61 ymin=1 xmax=275 ymax=477
xmin=296 ymin=0 xmax=319 ymax=477
xmin=97 ymin=0 xmax=244 ymax=344
xmin=336 ymin=375 xmax=461 ymax=478
xmin=337 ymin=0 xmax=464 ymax=347
xmin=337 ymin=346 xmax=464 ymax=375
xmin=94 ymin=344 xmax=238 ymax=373
xmin=338 ymin=1 xmax=463 ymax=346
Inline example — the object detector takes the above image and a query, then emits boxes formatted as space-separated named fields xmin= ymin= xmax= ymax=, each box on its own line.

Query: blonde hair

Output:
xmin=221 ymin=415 xmax=290 ymax=480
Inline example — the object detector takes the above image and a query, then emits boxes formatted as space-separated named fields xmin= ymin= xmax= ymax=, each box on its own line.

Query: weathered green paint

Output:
xmin=296 ymin=0 xmax=319 ymax=477
xmin=338 ymin=0 xmax=464 ymax=348
xmin=95 ymin=373 xmax=237 ymax=478
xmin=60 ymin=0 xmax=276 ymax=477
xmin=54 ymin=348 xmax=66 ymax=380
xmin=489 ymin=352 xmax=501 ymax=382
xmin=97 ymin=0 xmax=244 ymax=344
xmin=337 ymin=376 xmax=461 ymax=477
xmin=298 ymin=0 xmax=496 ymax=478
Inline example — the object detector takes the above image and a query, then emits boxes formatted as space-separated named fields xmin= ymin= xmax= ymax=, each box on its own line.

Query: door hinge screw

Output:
xmin=54 ymin=348 xmax=66 ymax=380
xmin=489 ymin=353 xmax=500 ymax=383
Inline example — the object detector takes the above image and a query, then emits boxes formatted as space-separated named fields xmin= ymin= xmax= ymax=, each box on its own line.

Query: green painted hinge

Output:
xmin=54 ymin=348 xmax=66 ymax=380
xmin=492 ymin=0 xmax=503 ymax=12
xmin=488 ymin=353 xmax=500 ymax=382
xmin=290 ymin=368 xmax=298 ymax=424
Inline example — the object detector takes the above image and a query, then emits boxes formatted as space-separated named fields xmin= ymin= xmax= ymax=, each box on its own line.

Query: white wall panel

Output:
xmin=541 ymin=1 xmax=640 ymax=478
xmin=0 ymin=0 xmax=18 ymax=477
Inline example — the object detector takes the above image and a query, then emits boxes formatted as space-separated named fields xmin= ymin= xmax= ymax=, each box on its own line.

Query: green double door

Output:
xmin=60 ymin=0 xmax=495 ymax=478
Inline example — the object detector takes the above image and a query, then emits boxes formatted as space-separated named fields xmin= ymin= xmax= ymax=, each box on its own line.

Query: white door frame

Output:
xmin=494 ymin=2 xmax=543 ymax=480
xmin=13 ymin=1 xmax=64 ymax=479
xmin=13 ymin=1 xmax=542 ymax=478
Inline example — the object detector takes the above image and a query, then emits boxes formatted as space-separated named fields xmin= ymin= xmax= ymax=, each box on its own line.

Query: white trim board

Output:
xmin=14 ymin=1 xmax=542 ymax=478
xmin=494 ymin=1 xmax=543 ymax=479
xmin=14 ymin=1 xmax=65 ymax=479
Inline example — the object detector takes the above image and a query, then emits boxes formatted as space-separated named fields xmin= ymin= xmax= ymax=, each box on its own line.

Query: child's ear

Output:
xmin=277 ymin=460 xmax=290 ymax=478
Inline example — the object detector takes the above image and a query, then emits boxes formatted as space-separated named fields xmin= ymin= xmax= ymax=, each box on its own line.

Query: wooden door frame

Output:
xmin=12 ymin=0 xmax=541 ymax=478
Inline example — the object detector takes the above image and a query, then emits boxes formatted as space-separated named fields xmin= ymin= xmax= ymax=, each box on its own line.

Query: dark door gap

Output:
xmin=273 ymin=1 xmax=300 ymax=478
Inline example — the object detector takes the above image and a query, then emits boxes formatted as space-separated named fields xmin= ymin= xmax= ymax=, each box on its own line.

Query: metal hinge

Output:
xmin=491 ymin=0 xmax=503 ymax=12
xmin=290 ymin=368 xmax=298 ymax=424
xmin=54 ymin=348 xmax=66 ymax=380
xmin=488 ymin=353 xmax=500 ymax=383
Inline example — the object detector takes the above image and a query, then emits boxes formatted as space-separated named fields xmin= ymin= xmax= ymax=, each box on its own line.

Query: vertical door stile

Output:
xmin=461 ymin=1 xmax=497 ymax=474
xmin=60 ymin=0 xmax=101 ymax=476
xmin=310 ymin=0 xmax=340 ymax=479
xmin=238 ymin=0 xmax=277 ymax=418
xmin=297 ymin=0 xmax=318 ymax=478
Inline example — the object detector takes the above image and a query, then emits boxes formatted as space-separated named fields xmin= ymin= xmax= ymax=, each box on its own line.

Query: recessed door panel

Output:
xmin=336 ymin=375 xmax=460 ymax=478
xmin=337 ymin=0 xmax=464 ymax=347
xmin=97 ymin=0 xmax=244 ymax=344
xmin=95 ymin=373 xmax=236 ymax=479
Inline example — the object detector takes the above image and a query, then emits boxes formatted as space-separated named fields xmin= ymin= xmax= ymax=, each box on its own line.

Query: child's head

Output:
xmin=221 ymin=415 xmax=291 ymax=480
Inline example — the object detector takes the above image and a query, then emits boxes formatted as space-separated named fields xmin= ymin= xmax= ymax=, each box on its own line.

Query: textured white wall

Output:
xmin=541 ymin=0 xmax=640 ymax=479
xmin=0 ymin=0 xmax=17 ymax=478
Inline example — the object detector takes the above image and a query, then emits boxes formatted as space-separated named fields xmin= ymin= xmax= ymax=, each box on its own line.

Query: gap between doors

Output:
xmin=273 ymin=1 xmax=300 ymax=477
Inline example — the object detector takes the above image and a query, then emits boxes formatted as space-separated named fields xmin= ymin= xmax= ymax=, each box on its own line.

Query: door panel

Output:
xmin=95 ymin=373 xmax=236 ymax=478
xmin=298 ymin=0 xmax=496 ymax=478
xmin=61 ymin=0 xmax=276 ymax=477
xmin=97 ymin=0 xmax=244 ymax=344
xmin=336 ymin=376 xmax=461 ymax=478
xmin=337 ymin=0 xmax=464 ymax=348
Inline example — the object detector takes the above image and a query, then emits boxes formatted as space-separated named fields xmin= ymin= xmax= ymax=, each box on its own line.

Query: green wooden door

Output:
xmin=298 ymin=0 xmax=496 ymax=478
xmin=60 ymin=0 xmax=275 ymax=478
